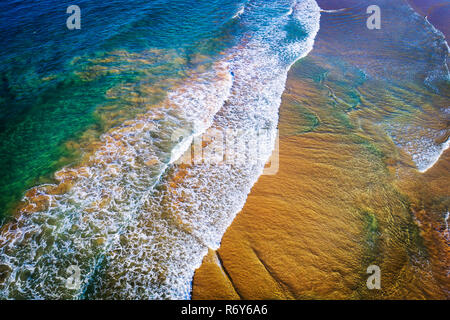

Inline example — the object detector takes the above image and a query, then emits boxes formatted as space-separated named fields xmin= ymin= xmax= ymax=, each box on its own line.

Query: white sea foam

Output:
xmin=0 ymin=62 xmax=233 ymax=299
xmin=232 ymin=6 xmax=245 ymax=19
xmin=385 ymin=121 xmax=449 ymax=173
xmin=91 ymin=0 xmax=321 ymax=299
xmin=383 ymin=2 xmax=450 ymax=173
xmin=444 ymin=211 xmax=449 ymax=242
xmin=0 ymin=0 xmax=320 ymax=299
xmin=417 ymin=137 xmax=449 ymax=173
xmin=320 ymin=8 xmax=347 ymax=13
xmin=423 ymin=15 xmax=450 ymax=91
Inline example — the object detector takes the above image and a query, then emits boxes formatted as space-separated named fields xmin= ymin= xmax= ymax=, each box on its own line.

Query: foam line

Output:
xmin=0 ymin=0 xmax=320 ymax=299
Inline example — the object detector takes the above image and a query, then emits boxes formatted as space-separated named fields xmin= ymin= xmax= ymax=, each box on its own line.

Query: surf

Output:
xmin=0 ymin=0 xmax=321 ymax=299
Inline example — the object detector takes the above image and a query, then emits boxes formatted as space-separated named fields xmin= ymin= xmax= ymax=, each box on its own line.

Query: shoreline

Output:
xmin=192 ymin=0 xmax=450 ymax=300
xmin=406 ymin=0 xmax=450 ymax=38
xmin=0 ymin=1 xmax=325 ymax=299
xmin=420 ymin=139 xmax=450 ymax=173
xmin=0 ymin=0 xmax=448 ymax=299
xmin=407 ymin=0 xmax=450 ymax=174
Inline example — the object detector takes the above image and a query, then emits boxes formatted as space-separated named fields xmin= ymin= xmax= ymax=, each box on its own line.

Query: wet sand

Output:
xmin=192 ymin=0 xmax=449 ymax=299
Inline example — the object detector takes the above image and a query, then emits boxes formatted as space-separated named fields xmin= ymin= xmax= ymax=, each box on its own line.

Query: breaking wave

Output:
xmin=0 ymin=0 xmax=320 ymax=299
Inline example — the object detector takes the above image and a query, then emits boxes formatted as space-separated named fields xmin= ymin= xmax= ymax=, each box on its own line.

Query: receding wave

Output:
xmin=389 ymin=2 xmax=450 ymax=172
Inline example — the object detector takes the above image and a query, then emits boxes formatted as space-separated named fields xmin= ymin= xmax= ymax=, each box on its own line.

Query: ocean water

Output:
xmin=0 ymin=0 xmax=244 ymax=222
xmin=1 ymin=0 xmax=448 ymax=300
xmin=310 ymin=0 xmax=449 ymax=173
xmin=0 ymin=0 xmax=321 ymax=299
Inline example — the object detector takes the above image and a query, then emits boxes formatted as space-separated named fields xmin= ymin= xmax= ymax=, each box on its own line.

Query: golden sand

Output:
xmin=192 ymin=43 xmax=449 ymax=300
xmin=192 ymin=0 xmax=449 ymax=299
xmin=192 ymin=77 xmax=449 ymax=300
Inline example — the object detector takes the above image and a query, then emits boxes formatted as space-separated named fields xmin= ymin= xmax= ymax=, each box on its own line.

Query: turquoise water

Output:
xmin=0 ymin=0 xmax=246 ymax=222
xmin=0 ymin=0 xmax=321 ymax=299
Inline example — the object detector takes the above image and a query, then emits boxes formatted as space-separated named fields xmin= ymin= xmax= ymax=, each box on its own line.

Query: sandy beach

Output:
xmin=192 ymin=0 xmax=450 ymax=299
xmin=0 ymin=0 xmax=447 ymax=300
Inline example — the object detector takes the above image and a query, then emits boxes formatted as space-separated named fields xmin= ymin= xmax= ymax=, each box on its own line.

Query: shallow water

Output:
xmin=193 ymin=0 xmax=449 ymax=300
